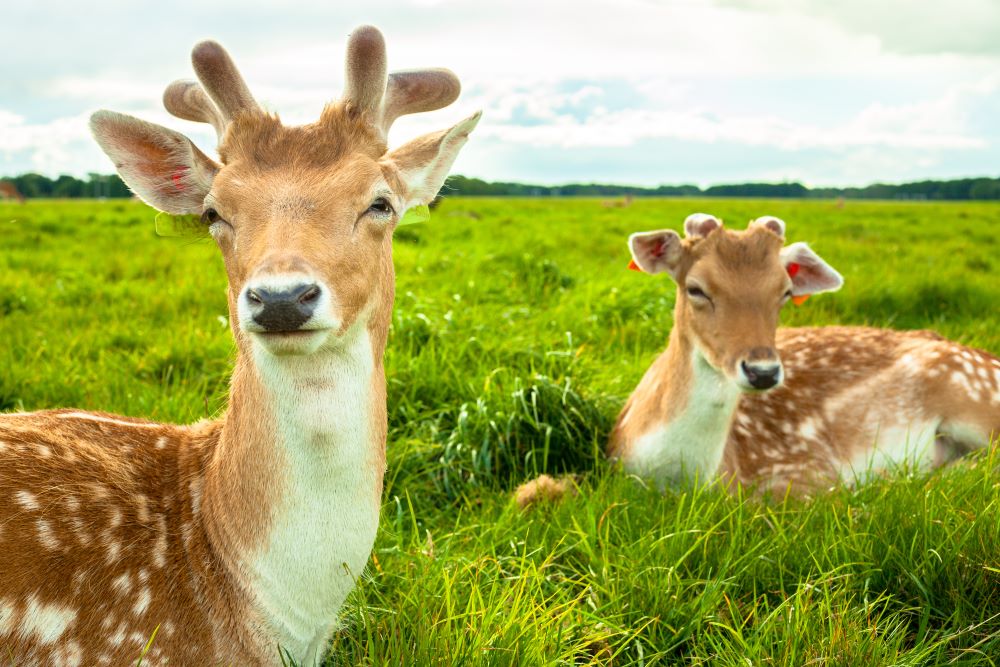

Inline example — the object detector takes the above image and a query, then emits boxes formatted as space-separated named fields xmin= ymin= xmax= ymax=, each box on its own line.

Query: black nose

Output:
xmin=741 ymin=361 xmax=781 ymax=390
xmin=246 ymin=283 xmax=321 ymax=332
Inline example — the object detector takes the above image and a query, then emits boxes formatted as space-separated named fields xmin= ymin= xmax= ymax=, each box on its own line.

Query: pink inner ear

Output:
xmin=171 ymin=167 xmax=188 ymax=191
xmin=650 ymin=240 xmax=665 ymax=258
xmin=787 ymin=262 xmax=800 ymax=278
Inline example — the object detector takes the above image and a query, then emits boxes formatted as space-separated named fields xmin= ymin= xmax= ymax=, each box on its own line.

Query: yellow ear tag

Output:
xmin=154 ymin=212 xmax=206 ymax=237
xmin=397 ymin=205 xmax=431 ymax=227
xmin=792 ymin=295 xmax=810 ymax=306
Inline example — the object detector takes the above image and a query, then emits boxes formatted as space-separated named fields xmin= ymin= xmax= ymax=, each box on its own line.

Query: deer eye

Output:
xmin=686 ymin=286 xmax=709 ymax=300
xmin=201 ymin=208 xmax=221 ymax=224
xmin=367 ymin=197 xmax=394 ymax=216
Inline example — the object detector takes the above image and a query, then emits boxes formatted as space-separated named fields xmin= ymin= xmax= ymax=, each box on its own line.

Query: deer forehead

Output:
xmin=218 ymin=108 xmax=386 ymax=167
xmin=684 ymin=230 xmax=786 ymax=287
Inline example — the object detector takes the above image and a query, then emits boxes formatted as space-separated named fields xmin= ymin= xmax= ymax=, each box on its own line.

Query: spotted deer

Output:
xmin=608 ymin=213 xmax=1000 ymax=493
xmin=0 ymin=26 xmax=479 ymax=665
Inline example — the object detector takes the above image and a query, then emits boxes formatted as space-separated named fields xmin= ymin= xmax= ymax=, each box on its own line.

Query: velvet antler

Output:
xmin=162 ymin=26 xmax=463 ymax=143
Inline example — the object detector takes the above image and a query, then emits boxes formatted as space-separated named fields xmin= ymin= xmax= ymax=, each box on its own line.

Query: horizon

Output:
xmin=3 ymin=0 xmax=1000 ymax=188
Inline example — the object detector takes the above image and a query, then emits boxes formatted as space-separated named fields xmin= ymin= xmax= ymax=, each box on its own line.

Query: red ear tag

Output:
xmin=786 ymin=262 xmax=800 ymax=278
xmin=171 ymin=167 xmax=188 ymax=192
xmin=627 ymin=259 xmax=642 ymax=272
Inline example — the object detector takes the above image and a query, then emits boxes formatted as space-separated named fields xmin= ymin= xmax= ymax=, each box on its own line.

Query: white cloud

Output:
xmin=2 ymin=0 xmax=1000 ymax=186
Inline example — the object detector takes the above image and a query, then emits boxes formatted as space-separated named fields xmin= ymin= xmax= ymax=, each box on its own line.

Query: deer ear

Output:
xmin=384 ymin=111 xmax=481 ymax=210
xmin=683 ymin=213 xmax=721 ymax=239
xmin=628 ymin=229 xmax=683 ymax=277
xmin=781 ymin=242 xmax=844 ymax=296
xmin=90 ymin=110 xmax=218 ymax=215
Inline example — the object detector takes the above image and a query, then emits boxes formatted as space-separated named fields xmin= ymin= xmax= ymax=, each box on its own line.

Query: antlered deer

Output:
xmin=610 ymin=213 xmax=1000 ymax=491
xmin=0 ymin=26 xmax=479 ymax=665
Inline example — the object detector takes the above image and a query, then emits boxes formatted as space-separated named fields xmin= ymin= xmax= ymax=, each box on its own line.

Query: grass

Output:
xmin=1 ymin=197 xmax=998 ymax=665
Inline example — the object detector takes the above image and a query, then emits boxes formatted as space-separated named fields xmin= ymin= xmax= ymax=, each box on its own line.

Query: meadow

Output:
xmin=1 ymin=197 xmax=998 ymax=665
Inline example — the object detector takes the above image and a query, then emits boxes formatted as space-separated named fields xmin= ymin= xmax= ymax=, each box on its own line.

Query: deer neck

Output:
xmin=200 ymin=288 xmax=391 ymax=659
xmin=628 ymin=311 xmax=742 ymax=487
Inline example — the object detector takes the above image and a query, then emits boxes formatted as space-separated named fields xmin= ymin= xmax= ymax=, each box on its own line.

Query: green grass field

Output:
xmin=1 ymin=197 xmax=999 ymax=665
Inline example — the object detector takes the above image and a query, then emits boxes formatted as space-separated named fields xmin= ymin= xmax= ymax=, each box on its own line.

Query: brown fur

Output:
xmin=514 ymin=474 xmax=576 ymax=510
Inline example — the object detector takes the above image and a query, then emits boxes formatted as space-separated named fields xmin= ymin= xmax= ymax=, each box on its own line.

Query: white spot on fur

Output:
xmin=105 ymin=536 xmax=121 ymax=564
xmin=134 ymin=588 xmax=151 ymax=616
xmin=110 ymin=623 xmax=126 ymax=646
xmin=58 ymin=640 xmax=84 ymax=667
xmin=134 ymin=494 xmax=150 ymax=523
xmin=798 ymin=418 xmax=819 ymax=441
xmin=16 ymin=490 xmax=39 ymax=511
xmin=153 ymin=515 xmax=168 ymax=568
xmin=36 ymin=444 xmax=51 ymax=458
xmin=36 ymin=519 xmax=60 ymax=550
xmin=21 ymin=594 xmax=76 ymax=644
xmin=0 ymin=600 xmax=15 ymax=634
xmin=155 ymin=436 xmax=168 ymax=450
xmin=112 ymin=572 xmax=131 ymax=593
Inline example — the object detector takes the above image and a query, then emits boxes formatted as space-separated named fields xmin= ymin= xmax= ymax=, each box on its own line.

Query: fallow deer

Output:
xmin=610 ymin=213 xmax=1000 ymax=492
xmin=0 ymin=26 xmax=479 ymax=665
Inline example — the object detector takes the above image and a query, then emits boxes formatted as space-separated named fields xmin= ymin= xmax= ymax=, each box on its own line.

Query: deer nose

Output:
xmin=740 ymin=360 xmax=783 ymax=390
xmin=245 ymin=283 xmax=321 ymax=332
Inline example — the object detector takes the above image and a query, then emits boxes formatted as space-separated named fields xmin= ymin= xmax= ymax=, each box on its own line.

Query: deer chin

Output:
xmin=251 ymin=328 xmax=332 ymax=357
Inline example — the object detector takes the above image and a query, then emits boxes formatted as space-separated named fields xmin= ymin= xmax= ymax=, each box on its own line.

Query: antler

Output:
xmin=163 ymin=26 xmax=463 ymax=143
xmin=162 ymin=80 xmax=226 ymax=138
xmin=163 ymin=40 xmax=260 ymax=142
xmin=340 ymin=25 xmax=462 ymax=138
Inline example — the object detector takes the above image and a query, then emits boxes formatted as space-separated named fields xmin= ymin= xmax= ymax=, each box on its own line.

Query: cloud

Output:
xmin=2 ymin=0 xmax=1000 ymax=186
xmin=716 ymin=0 xmax=1000 ymax=56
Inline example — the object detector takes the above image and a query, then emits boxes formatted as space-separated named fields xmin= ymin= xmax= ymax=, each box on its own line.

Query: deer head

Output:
xmin=628 ymin=214 xmax=843 ymax=391
xmin=90 ymin=26 xmax=480 ymax=357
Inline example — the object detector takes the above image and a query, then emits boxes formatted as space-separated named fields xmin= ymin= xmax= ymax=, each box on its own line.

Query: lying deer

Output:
xmin=516 ymin=214 xmax=999 ymax=506
xmin=612 ymin=213 xmax=999 ymax=491
xmin=0 ymin=26 xmax=478 ymax=665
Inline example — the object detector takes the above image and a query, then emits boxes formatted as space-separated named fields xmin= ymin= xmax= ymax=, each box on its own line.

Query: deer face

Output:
xmin=90 ymin=27 xmax=479 ymax=356
xmin=628 ymin=214 xmax=843 ymax=392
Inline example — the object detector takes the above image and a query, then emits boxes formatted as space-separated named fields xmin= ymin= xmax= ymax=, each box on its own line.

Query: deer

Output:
xmin=0 ymin=180 xmax=25 ymax=203
xmin=516 ymin=213 xmax=1000 ymax=506
xmin=611 ymin=212 xmax=1000 ymax=491
xmin=0 ymin=25 xmax=479 ymax=665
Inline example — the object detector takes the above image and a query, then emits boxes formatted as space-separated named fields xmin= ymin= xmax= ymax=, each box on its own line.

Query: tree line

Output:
xmin=442 ymin=175 xmax=1000 ymax=200
xmin=4 ymin=172 xmax=1000 ymax=201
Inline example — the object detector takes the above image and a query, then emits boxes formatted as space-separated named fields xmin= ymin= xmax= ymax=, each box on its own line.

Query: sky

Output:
xmin=2 ymin=0 xmax=1000 ymax=188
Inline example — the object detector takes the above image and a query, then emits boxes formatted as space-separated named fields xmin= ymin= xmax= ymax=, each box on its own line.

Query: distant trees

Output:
xmin=442 ymin=176 xmax=1000 ymax=201
xmin=4 ymin=172 xmax=131 ymax=199
xmin=4 ymin=171 xmax=1000 ymax=201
